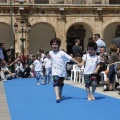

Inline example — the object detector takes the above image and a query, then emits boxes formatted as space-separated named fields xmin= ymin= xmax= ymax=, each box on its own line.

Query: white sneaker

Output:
xmin=42 ymin=81 xmax=45 ymax=85
xmin=3 ymin=78 xmax=7 ymax=82
xmin=37 ymin=82 xmax=40 ymax=85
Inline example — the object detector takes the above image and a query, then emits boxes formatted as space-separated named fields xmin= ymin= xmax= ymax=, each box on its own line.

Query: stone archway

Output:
xmin=66 ymin=23 xmax=93 ymax=54
xmin=103 ymin=22 xmax=120 ymax=47
xmin=29 ymin=22 xmax=56 ymax=54
xmin=0 ymin=23 xmax=11 ymax=48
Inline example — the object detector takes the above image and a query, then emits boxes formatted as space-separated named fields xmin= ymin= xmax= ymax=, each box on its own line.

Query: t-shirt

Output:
xmin=82 ymin=53 xmax=100 ymax=74
xmin=33 ymin=59 xmax=42 ymax=71
xmin=112 ymin=37 xmax=120 ymax=48
xmin=72 ymin=45 xmax=83 ymax=57
xmin=49 ymin=50 xmax=72 ymax=77
xmin=1 ymin=65 xmax=8 ymax=71
xmin=44 ymin=58 xmax=52 ymax=68
xmin=0 ymin=48 xmax=4 ymax=60
xmin=96 ymin=39 xmax=106 ymax=52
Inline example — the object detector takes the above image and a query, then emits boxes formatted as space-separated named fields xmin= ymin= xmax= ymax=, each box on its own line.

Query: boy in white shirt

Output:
xmin=49 ymin=38 xmax=81 ymax=103
xmin=43 ymin=51 xmax=52 ymax=84
xmin=80 ymin=42 xmax=100 ymax=101
xmin=33 ymin=55 xmax=43 ymax=85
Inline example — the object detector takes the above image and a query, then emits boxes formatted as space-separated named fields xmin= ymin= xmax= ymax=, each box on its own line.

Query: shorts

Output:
xmin=84 ymin=74 xmax=97 ymax=87
xmin=52 ymin=75 xmax=64 ymax=87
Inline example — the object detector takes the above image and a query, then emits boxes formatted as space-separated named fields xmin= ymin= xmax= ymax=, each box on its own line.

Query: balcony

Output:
xmin=0 ymin=0 xmax=120 ymax=5
xmin=34 ymin=0 xmax=49 ymax=4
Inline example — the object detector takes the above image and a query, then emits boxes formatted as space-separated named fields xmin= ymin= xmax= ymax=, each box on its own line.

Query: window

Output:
xmin=34 ymin=0 xmax=49 ymax=4
xmin=72 ymin=0 xmax=86 ymax=4
xmin=109 ymin=0 xmax=120 ymax=4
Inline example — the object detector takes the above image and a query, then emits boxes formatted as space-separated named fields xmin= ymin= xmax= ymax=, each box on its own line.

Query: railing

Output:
xmin=72 ymin=0 xmax=86 ymax=4
xmin=34 ymin=0 xmax=49 ymax=4
xmin=0 ymin=0 xmax=120 ymax=5
xmin=93 ymin=0 xmax=102 ymax=4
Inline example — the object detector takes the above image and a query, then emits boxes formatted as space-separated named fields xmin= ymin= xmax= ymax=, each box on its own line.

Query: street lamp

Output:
xmin=13 ymin=20 xmax=31 ymax=55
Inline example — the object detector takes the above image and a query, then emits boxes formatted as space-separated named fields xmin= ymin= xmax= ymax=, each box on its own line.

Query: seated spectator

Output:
xmin=0 ymin=59 xmax=16 ymax=81
xmin=19 ymin=53 xmax=26 ymax=65
xmin=7 ymin=58 xmax=16 ymax=73
xmin=22 ymin=63 xmax=31 ymax=78
xmin=103 ymin=44 xmax=119 ymax=91
xmin=97 ymin=46 xmax=108 ymax=85
xmin=26 ymin=55 xmax=33 ymax=66
xmin=15 ymin=59 xmax=24 ymax=77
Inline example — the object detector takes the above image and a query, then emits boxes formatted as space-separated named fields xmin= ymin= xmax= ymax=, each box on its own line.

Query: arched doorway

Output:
xmin=103 ymin=22 xmax=120 ymax=46
xmin=115 ymin=25 xmax=120 ymax=36
xmin=29 ymin=23 xmax=56 ymax=54
xmin=66 ymin=24 xmax=86 ymax=54
xmin=0 ymin=23 xmax=11 ymax=48
xmin=66 ymin=23 xmax=93 ymax=54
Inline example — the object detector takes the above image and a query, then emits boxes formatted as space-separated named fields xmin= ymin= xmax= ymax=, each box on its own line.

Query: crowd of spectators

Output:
xmin=0 ymin=32 xmax=120 ymax=94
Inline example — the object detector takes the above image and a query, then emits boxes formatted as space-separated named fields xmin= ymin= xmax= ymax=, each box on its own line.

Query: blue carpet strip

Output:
xmin=4 ymin=78 xmax=120 ymax=120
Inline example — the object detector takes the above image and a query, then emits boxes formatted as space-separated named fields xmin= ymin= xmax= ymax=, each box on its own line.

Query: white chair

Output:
xmin=70 ymin=64 xmax=78 ymax=82
xmin=70 ymin=64 xmax=83 ymax=83
xmin=76 ymin=66 xmax=84 ymax=83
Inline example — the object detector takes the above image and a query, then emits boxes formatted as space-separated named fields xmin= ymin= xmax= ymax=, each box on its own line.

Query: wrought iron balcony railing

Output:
xmin=0 ymin=0 xmax=120 ymax=5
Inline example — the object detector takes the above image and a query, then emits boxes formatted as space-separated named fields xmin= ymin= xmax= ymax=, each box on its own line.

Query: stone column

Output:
xmin=104 ymin=0 xmax=109 ymax=4
xmin=93 ymin=20 xmax=103 ymax=38
xmin=56 ymin=16 xmax=67 ymax=51
xmin=86 ymin=0 xmax=93 ymax=4
xmin=67 ymin=0 xmax=72 ymax=4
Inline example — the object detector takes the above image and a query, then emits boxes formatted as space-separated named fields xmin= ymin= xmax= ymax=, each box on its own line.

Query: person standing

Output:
xmin=0 ymin=43 xmax=4 ymax=60
xmin=43 ymin=51 xmax=52 ymax=84
xmin=94 ymin=33 xmax=106 ymax=55
xmin=112 ymin=31 xmax=120 ymax=53
xmin=80 ymin=42 xmax=101 ymax=101
xmin=1 ymin=43 xmax=14 ymax=62
xmin=33 ymin=55 xmax=43 ymax=85
xmin=72 ymin=39 xmax=83 ymax=63
xmin=49 ymin=38 xmax=81 ymax=103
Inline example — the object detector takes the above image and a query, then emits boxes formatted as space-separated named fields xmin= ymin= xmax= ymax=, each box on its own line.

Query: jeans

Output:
xmin=107 ymin=65 xmax=116 ymax=84
xmin=45 ymin=67 xmax=52 ymax=83
xmin=35 ymin=71 xmax=43 ymax=84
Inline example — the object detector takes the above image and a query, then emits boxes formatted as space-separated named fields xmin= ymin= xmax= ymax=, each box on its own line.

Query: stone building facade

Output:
xmin=0 ymin=0 xmax=120 ymax=54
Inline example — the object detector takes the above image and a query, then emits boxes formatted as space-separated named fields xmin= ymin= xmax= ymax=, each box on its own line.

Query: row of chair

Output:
xmin=70 ymin=63 xmax=120 ymax=91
